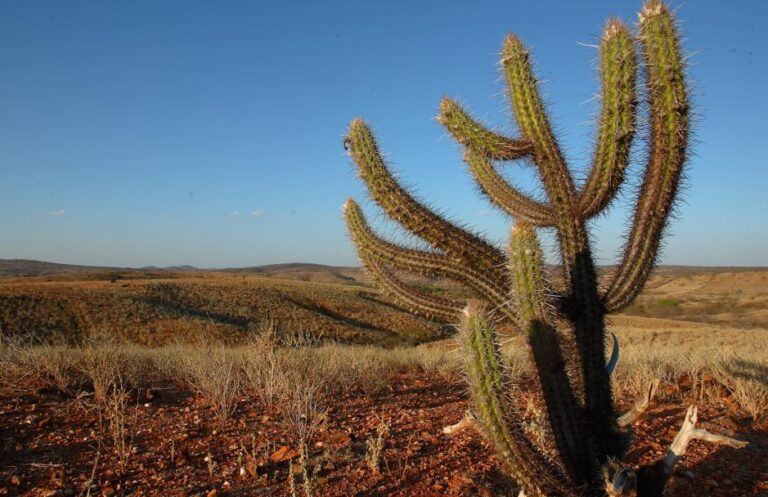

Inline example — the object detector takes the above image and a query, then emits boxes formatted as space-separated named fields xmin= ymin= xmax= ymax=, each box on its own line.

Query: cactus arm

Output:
xmin=502 ymin=35 xmax=578 ymax=211
xmin=509 ymin=224 xmax=597 ymax=486
xmin=437 ymin=97 xmax=534 ymax=161
xmin=460 ymin=302 xmax=573 ymax=497
xmin=579 ymin=19 xmax=638 ymax=218
xmin=603 ymin=0 xmax=689 ymax=312
xmin=345 ymin=118 xmax=507 ymax=280
xmin=437 ymin=97 xmax=556 ymax=225
xmin=461 ymin=148 xmax=556 ymax=226
xmin=360 ymin=256 xmax=465 ymax=322
xmin=344 ymin=199 xmax=517 ymax=322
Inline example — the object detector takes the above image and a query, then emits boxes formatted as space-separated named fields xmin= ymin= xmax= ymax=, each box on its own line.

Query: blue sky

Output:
xmin=1 ymin=1 xmax=766 ymax=268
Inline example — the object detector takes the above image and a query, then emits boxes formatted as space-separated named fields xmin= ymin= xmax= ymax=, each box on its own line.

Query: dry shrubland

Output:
xmin=1 ymin=269 xmax=766 ymax=496
xmin=2 ymin=317 xmax=765 ymax=422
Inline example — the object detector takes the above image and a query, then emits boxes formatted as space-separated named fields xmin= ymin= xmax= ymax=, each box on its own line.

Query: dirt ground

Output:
xmin=1 ymin=372 xmax=765 ymax=497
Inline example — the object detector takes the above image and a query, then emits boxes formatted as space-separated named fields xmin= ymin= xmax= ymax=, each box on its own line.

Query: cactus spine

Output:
xmin=343 ymin=1 xmax=699 ymax=495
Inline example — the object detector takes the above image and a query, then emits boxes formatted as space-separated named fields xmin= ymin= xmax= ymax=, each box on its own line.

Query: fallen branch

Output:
xmin=662 ymin=405 xmax=748 ymax=475
xmin=607 ymin=404 xmax=749 ymax=496
xmin=617 ymin=379 xmax=660 ymax=428
xmin=442 ymin=410 xmax=476 ymax=436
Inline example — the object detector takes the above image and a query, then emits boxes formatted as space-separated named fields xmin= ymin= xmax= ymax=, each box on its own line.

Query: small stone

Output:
xmin=269 ymin=446 xmax=300 ymax=463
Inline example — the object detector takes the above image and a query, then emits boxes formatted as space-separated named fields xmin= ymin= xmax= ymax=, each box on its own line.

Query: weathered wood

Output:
xmin=442 ymin=410 xmax=476 ymax=436
xmin=663 ymin=405 xmax=748 ymax=474
xmin=616 ymin=379 xmax=660 ymax=428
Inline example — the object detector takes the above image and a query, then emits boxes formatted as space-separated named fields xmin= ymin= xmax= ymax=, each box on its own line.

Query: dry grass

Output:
xmin=1 ymin=312 xmax=766 ymax=425
xmin=177 ymin=343 xmax=243 ymax=424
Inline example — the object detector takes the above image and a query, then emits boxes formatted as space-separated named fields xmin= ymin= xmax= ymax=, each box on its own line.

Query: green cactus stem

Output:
xmin=360 ymin=255 xmax=464 ymax=322
xmin=604 ymin=0 xmax=689 ymax=312
xmin=460 ymin=302 xmax=571 ymax=497
xmin=344 ymin=198 xmax=515 ymax=321
xmin=437 ymin=97 xmax=534 ymax=161
xmin=345 ymin=118 xmax=507 ymax=281
xmin=579 ymin=19 xmax=638 ymax=218
xmin=509 ymin=224 xmax=597 ymax=485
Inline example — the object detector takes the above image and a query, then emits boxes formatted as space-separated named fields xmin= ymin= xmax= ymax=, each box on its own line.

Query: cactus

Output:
xmin=342 ymin=2 xmax=745 ymax=496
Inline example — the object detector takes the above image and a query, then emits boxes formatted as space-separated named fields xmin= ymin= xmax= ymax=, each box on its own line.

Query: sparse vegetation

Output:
xmin=1 ymin=306 xmax=766 ymax=495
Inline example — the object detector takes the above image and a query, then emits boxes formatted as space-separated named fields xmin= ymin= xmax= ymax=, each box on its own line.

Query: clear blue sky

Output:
xmin=1 ymin=1 xmax=766 ymax=268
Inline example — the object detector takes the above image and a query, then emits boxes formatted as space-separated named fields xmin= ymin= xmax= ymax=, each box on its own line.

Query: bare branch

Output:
xmin=442 ymin=410 xmax=477 ymax=436
xmin=663 ymin=405 xmax=748 ymax=475
xmin=616 ymin=379 xmax=659 ymax=428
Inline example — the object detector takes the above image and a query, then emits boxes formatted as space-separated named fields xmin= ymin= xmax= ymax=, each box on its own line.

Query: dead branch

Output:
xmin=662 ymin=405 xmax=748 ymax=476
xmin=617 ymin=379 xmax=660 ymax=428
xmin=442 ymin=410 xmax=476 ymax=436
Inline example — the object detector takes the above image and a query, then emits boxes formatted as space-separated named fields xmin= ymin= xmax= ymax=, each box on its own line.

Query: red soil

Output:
xmin=1 ymin=373 xmax=765 ymax=496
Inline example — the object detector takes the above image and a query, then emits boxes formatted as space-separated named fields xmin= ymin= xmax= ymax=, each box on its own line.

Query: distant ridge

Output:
xmin=1 ymin=258 xmax=765 ymax=279
xmin=220 ymin=262 xmax=359 ymax=273
xmin=0 ymin=259 xmax=202 ymax=278
xmin=0 ymin=259 xmax=129 ymax=277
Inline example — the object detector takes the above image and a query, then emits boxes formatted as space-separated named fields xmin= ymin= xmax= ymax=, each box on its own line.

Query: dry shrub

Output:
xmin=611 ymin=347 xmax=677 ymax=403
xmin=312 ymin=345 xmax=398 ymax=395
xmin=714 ymin=351 xmax=768 ymax=421
xmin=100 ymin=379 xmax=138 ymax=473
xmin=17 ymin=343 xmax=80 ymax=394
xmin=179 ymin=344 xmax=242 ymax=423
xmin=365 ymin=419 xmax=390 ymax=474
xmin=284 ymin=376 xmax=327 ymax=497
xmin=242 ymin=328 xmax=292 ymax=410
xmin=118 ymin=344 xmax=157 ymax=390
xmin=78 ymin=335 xmax=122 ymax=402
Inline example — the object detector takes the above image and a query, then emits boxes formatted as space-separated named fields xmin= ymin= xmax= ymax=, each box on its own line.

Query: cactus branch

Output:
xmin=359 ymin=255 xmax=465 ymax=322
xmin=502 ymin=35 xmax=578 ymax=210
xmin=438 ymin=97 xmax=534 ymax=161
xmin=460 ymin=302 xmax=572 ymax=497
xmin=462 ymin=149 xmax=556 ymax=226
xmin=603 ymin=0 xmax=689 ymax=312
xmin=344 ymin=199 xmax=516 ymax=321
xmin=579 ymin=19 xmax=638 ymax=218
xmin=345 ymin=118 xmax=506 ymax=280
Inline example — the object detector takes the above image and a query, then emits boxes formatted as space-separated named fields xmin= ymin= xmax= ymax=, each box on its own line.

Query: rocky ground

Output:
xmin=1 ymin=372 xmax=765 ymax=497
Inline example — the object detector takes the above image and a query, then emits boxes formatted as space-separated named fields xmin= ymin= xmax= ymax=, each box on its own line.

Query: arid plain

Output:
xmin=1 ymin=262 xmax=766 ymax=496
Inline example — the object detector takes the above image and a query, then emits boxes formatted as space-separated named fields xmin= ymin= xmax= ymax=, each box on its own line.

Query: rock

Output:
xmin=329 ymin=432 xmax=352 ymax=445
xmin=269 ymin=446 xmax=300 ymax=463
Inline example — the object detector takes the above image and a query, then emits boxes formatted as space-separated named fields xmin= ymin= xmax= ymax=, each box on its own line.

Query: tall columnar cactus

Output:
xmin=343 ymin=2 xmax=746 ymax=496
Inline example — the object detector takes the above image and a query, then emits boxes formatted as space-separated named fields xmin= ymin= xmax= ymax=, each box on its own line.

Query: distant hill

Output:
xmin=0 ymin=259 xmax=367 ymax=285
xmin=0 ymin=259 xmax=203 ymax=280
xmin=219 ymin=263 xmax=366 ymax=286
xmin=0 ymin=259 xmax=124 ymax=277
xmin=2 ymin=258 xmax=765 ymax=282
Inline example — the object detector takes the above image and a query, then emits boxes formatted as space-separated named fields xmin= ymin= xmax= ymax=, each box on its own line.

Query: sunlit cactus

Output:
xmin=342 ymin=2 xmax=745 ymax=496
